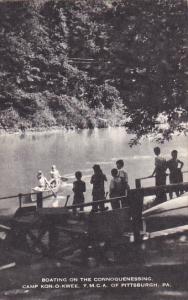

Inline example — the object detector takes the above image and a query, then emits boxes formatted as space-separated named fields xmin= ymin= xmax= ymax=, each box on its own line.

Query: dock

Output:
xmin=0 ymin=180 xmax=188 ymax=299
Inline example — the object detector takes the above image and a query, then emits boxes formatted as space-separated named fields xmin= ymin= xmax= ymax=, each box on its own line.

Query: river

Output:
xmin=0 ymin=128 xmax=187 ymax=214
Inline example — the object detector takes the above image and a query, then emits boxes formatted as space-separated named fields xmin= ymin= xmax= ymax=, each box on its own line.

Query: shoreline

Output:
xmin=0 ymin=124 xmax=122 ymax=137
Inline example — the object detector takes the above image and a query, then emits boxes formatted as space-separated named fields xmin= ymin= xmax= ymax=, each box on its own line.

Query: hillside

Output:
xmin=0 ymin=0 xmax=187 ymax=138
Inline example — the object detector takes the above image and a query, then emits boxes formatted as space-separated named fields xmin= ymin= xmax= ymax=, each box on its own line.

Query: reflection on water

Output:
xmin=0 ymin=128 xmax=187 ymax=214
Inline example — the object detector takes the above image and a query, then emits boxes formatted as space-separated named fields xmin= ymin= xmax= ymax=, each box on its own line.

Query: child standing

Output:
xmin=151 ymin=147 xmax=167 ymax=203
xmin=73 ymin=171 xmax=86 ymax=213
xmin=109 ymin=168 xmax=122 ymax=209
xmin=90 ymin=164 xmax=107 ymax=212
xmin=167 ymin=150 xmax=184 ymax=198
xmin=116 ymin=159 xmax=129 ymax=207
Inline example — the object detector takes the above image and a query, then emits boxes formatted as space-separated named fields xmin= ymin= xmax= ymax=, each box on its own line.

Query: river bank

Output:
xmin=0 ymin=123 xmax=123 ymax=136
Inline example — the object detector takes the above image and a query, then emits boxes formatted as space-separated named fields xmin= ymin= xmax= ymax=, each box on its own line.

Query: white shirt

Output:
xmin=118 ymin=169 xmax=128 ymax=183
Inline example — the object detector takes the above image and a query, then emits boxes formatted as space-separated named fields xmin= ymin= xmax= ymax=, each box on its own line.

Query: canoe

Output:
xmin=31 ymin=183 xmax=63 ymax=202
xmin=143 ymin=192 xmax=188 ymax=232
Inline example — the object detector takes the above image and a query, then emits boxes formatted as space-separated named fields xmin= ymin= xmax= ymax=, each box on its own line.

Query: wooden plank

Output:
xmin=87 ymin=207 xmax=131 ymax=240
xmin=0 ymin=262 xmax=16 ymax=271
xmin=148 ymin=225 xmax=188 ymax=239
xmin=37 ymin=207 xmax=70 ymax=216
xmin=60 ymin=226 xmax=88 ymax=236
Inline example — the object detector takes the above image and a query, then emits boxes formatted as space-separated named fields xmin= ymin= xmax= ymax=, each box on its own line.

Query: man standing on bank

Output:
xmin=151 ymin=147 xmax=167 ymax=203
xmin=167 ymin=150 xmax=184 ymax=199
xmin=90 ymin=164 xmax=107 ymax=212
xmin=116 ymin=159 xmax=129 ymax=207
xmin=72 ymin=171 xmax=86 ymax=214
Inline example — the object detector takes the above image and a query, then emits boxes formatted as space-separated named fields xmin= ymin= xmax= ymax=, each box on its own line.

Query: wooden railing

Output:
xmin=0 ymin=181 xmax=188 ymax=243
xmin=135 ymin=170 xmax=188 ymax=189
xmin=0 ymin=181 xmax=188 ymax=211
xmin=0 ymin=191 xmax=54 ymax=209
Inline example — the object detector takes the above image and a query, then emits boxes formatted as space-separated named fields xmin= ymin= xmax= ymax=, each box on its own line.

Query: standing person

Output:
xmin=151 ymin=147 xmax=167 ymax=203
xmin=167 ymin=150 xmax=184 ymax=199
xmin=90 ymin=164 xmax=107 ymax=212
xmin=109 ymin=168 xmax=122 ymax=209
xmin=116 ymin=159 xmax=129 ymax=207
xmin=72 ymin=171 xmax=86 ymax=214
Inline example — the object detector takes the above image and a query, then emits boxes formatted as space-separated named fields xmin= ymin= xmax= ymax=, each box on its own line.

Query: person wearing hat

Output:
xmin=90 ymin=164 xmax=107 ymax=212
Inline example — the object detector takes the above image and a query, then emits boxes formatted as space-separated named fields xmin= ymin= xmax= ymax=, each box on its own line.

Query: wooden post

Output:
xmin=49 ymin=224 xmax=58 ymax=254
xmin=18 ymin=193 xmax=22 ymax=208
xmin=36 ymin=192 xmax=43 ymax=208
xmin=135 ymin=179 xmax=141 ymax=189
xmin=129 ymin=189 xmax=144 ymax=243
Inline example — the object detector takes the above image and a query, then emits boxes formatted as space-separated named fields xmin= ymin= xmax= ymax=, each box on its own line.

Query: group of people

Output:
xmin=73 ymin=160 xmax=129 ymax=213
xmin=37 ymin=165 xmax=66 ymax=190
xmin=151 ymin=147 xmax=184 ymax=203
xmin=36 ymin=147 xmax=184 ymax=212
xmin=36 ymin=160 xmax=129 ymax=212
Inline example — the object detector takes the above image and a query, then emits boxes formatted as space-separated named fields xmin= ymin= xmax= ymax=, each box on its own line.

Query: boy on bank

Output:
xmin=72 ymin=171 xmax=86 ymax=213
xmin=151 ymin=147 xmax=167 ymax=203
xmin=116 ymin=159 xmax=129 ymax=207
xmin=109 ymin=168 xmax=122 ymax=209
xmin=167 ymin=150 xmax=184 ymax=198
xmin=90 ymin=164 xmax=107 ymax=212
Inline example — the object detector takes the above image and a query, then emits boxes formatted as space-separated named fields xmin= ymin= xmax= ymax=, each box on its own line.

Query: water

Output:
xmin=0 ymin=128 xmax=187 ymax=214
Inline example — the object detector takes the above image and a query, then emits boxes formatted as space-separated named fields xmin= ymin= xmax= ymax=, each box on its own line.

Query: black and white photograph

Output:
xmin=0 ymin=0 xmax=188 ymax=299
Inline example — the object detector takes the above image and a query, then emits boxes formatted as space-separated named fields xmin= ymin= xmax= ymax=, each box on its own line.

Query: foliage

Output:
xmin=0 ymin=0 xmax=187 ymax=144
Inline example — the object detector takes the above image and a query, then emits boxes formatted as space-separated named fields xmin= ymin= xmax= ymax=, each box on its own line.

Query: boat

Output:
xmin=143 ymin=192 xmax=188 ymax=232
xmin=31 ymin=181 xmax=64 ymax=202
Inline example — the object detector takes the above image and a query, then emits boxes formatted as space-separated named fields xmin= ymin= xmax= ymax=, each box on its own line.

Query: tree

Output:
xmin=101 ymin=0 xmax=188 ymax=145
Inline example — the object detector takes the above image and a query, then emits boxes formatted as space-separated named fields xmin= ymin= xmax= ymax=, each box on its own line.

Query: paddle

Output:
xmin=44 ymin=178 xmax=57 ymax=198
xmin=60 ymin=176 xmax=68 ymax=182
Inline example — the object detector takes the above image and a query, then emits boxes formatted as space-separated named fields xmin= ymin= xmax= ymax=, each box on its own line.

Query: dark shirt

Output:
xmin=167 ymin=159 xmax=181 ymax=174
xmin=73 ymin=180 xmax=86 ymax=201
xmin=167 ymin=158 xmax=183 ymax=183
xmin=90 ymin=173 xmax=107 ymax=196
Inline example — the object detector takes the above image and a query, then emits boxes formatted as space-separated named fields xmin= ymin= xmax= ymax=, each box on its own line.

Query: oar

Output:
xmin=44 ymin=178 xmax=57 ymax=198
xmin=60 ymin=176 xmax=68 ymax=182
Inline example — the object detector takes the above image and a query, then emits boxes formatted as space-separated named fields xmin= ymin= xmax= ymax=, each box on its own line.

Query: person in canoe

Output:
xmin=49 ymin=165 xmax=68 ymax=187
xmin=72 ymin=171 xmax=86 ymax=214
xmin=167 ymin=150 xmax=184 ymax=198
xmin=90 ymin=164 xmax=107 ymax=212
xmin=151 ymin=147 xmax=167 ymax=203
xmin=37 ymin=170 xmax=49 ymax=190
xmin=50 ymin=165 xmax=61 ymax=187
